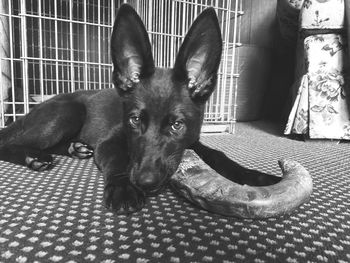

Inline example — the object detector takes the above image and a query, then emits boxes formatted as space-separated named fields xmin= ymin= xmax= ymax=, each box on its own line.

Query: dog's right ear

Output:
xmin=111 ymin=4 xmax=155 ymax=93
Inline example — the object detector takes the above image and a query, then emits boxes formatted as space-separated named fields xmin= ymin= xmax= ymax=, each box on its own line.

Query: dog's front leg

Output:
xmin=94 ymin=127 xmax=145 ymax=214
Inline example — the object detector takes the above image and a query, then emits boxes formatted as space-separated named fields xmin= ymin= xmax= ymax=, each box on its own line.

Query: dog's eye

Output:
xmin=129 ymin=116 xmax=140 ymax=127
xmin=171 ymin=121 xmax=184 ymax=131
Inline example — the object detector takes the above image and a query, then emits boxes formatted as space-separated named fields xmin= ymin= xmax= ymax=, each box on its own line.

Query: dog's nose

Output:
xmin=135 ymin=170 xmax=159 ymax=193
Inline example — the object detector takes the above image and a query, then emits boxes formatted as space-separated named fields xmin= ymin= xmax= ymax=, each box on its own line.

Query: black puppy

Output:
xmin=0 ymin=5 xmax=278 ymax=214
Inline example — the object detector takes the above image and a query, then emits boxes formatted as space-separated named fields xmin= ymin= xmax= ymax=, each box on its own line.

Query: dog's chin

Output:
xmin=145 ymin=187 xmax=163 ymax=197
xmin=129 ymin=180 xmax=163 ymax=197
xmin=143 ymin=178 xmax=171 ymax=197
xmin=144 ymin=180 xmax=169 ymax=196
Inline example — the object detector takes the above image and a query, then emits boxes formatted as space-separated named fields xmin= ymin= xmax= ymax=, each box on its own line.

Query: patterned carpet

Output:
xmin=0 ymin=121 xmax=350 ymax=262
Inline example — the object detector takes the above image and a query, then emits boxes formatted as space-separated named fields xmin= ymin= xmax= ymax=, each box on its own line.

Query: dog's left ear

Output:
xmin=111 ymin=4 xmax=155 ymax=93
xmin=173 ymin=8 xmax=222 ymax=102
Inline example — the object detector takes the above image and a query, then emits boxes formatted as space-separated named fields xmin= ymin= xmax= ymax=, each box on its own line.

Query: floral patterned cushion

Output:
xmin=300 ymin=0 xmax=344 ymax=30
xmin=304 ymin=34 xmax=345 ymax=73
xmin=287 ymin=0 xmax=305 ymax=9
xmin=285 ymin=34 xmax=350 ymax=139
xmin=308 ymin=70 xmax=350 ymax=138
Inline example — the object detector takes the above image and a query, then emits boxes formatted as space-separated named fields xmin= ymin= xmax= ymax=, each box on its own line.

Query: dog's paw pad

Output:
xmin=68 ymin=142 xmax=93 ymax=159
xmin=25 ymin=156 xmax=52 ymax=171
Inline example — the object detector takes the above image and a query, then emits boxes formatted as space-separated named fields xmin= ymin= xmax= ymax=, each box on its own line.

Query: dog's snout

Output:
xmin=134 ymin=169 xmax=160 ymax=193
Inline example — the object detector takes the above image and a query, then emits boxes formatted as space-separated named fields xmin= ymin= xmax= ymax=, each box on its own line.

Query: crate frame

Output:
xmin=0 ymin=0 xmax=242 ymax=132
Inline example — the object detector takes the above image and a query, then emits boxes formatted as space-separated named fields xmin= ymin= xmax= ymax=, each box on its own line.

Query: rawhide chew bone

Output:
xmin=171 ymin=150 xmax=313 ymax=218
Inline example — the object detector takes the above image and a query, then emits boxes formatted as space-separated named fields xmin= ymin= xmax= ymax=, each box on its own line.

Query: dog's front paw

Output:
xmin=25 ymin=154 xmax=53 ymax=171
xmin=104 ymin=176 xmax=146 ymax=214
xmin=68 ymin=142 xmax=93 ymax=159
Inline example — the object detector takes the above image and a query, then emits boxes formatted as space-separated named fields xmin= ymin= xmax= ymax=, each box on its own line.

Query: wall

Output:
xmin=235 ymin=0 xmax=277 ymax=121
xmin=241 ymin=0 xmax=277 ymax=48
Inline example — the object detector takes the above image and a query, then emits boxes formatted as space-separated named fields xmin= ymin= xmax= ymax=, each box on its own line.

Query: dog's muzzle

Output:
xmin=131 ymin=168 xmax=164 ymax=195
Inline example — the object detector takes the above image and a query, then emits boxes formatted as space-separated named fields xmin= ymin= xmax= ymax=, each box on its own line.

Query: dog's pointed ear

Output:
xmin=173 ymin=8 xmax=222 ymax=102
xmin=111 ymin=4 xmax=154 ymax=93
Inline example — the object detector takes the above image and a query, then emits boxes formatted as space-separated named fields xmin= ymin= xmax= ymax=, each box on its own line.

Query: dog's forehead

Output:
xmin=137 ymin=68 xmax=185 ymax=101
xmin=129 ymin=68 xmax=197 ymax=117
xmin=148 ymin=68 xmax=178 ymax=94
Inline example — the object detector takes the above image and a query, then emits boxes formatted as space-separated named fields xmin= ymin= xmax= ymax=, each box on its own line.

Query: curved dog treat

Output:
xmin=171 ymin=150 xmax=313 ymax=218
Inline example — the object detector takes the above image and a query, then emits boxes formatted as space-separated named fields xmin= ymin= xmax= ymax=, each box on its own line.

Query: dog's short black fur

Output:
xmin=0 ymin=5 xmax=279 ymax=214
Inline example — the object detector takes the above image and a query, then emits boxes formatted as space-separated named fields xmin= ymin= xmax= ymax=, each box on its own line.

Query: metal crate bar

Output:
xmin=0 ymin=0 xmax=242 ymax=132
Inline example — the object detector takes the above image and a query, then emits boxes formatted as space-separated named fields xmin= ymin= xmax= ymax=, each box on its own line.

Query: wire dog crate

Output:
xmin=0 ymin=0 xmax=243 ymax=132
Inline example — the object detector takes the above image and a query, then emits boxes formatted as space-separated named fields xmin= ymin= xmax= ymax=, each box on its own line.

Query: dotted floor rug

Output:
xmin=0 ymin=122 xmax=349 ymax=262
